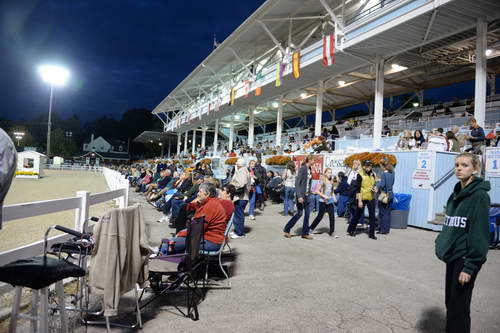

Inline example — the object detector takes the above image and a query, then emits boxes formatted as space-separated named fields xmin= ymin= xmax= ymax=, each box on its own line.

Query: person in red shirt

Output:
xmin=218 ymin=184 xmax=236 ymax=221
xmin=161 ymin=183 xmax=227 ymax=254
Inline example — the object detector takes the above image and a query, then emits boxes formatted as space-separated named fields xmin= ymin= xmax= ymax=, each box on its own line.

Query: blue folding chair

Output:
xmin=200 ymin=214 xmax=234 ymax=288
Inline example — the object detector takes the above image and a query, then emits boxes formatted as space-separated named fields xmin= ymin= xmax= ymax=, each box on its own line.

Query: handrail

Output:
xmin=431 ymin=167 xmax=455 ymax=190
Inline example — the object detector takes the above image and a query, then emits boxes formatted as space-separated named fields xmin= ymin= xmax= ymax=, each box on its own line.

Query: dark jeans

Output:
xmin=233 ymin=200 xmax=248 ymax=236
xmin=171 ymin=198 xmax=186 ymax=220
xmin=336 ymin=195 xmax=349 ymax=217
xmin=161 ymin=199 xmax=173 ymax=215
xmin=284 ymin=195 xmax=313 ymax=236
xmin=445 ymin=259 xmax=478 ymax=333
xmin=348 ymin=199 xmax=376 ymax=236
xmin=378 ymin=200 xmax=392 ymax=234
xmin=310 ymin=202 xmax=335 ymax=234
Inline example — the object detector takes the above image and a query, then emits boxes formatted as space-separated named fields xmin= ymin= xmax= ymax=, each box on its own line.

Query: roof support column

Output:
xmin=167 ymin=139 xmax=171 ymax=158
xmin=315 ymin=81 xmax=324 ymax=137
xmin=184 ymin=131 xmax=188 ymax=153
xmin=177 ymin=133 xmax=181 ymax=156
xmin=229 ymin=115 xmax=235 ymax=152
xmin=213 ymin=119 xmax=219 ymax=156
xmin=417 ymin=89 xmax=424 ymax=106
xmin=373 ymin=56 xmax=384 ymax=149
xmin=248 ymin=106 xmax=255 ymax=148
xmin=192 ymin=129 xmax=196 ymax=153
xmin=276 ymin=96 xmax=283 ymax=148
xmin=201 ymin=126 xmax=207 ymax=149
xmin=475 ymin=18 xmax=487 ymax=127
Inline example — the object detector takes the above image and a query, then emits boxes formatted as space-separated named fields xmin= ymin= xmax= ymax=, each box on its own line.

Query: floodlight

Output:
xmin=38 ymin=65 xmax=70 ymax=86
xmin=485 ymin=49 xmax=492 ymax=56
xmin=159 ymin=142 xmax=163 ymax=146
xmin=338 ymin=80 xmax=346 ymax=86
xmin=413 ymin=102 xmax=419 ymax=107
xmin=300 ymin=92 xmax=308 ymax=99
xmin=272 ymin=102 xmax=279 ymax=108
xmin=234 ymin=115 xmax=240 ymax=120
xmin=391 ymin=64 xmax=408 ymax=71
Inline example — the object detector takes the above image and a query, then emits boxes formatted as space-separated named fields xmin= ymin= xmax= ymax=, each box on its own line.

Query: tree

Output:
xmin=50 ymin=128 xmax=78 ymax=158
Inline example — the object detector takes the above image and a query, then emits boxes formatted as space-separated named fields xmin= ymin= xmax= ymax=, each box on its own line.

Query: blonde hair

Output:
xmin=456 ymin=152 xmax=482 ymax=173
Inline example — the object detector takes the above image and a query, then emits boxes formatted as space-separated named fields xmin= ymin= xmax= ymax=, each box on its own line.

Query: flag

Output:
xmin=244 ymin=80 xmax=250 ymax=98
xmin=230 ymin=88 xmax=236 ymax=106
xmin=292 ymin=51 xmax=301 ymax=79
xmin=207 ymin=103 xmax=211 ymax=116
xmin=215 ymin=99 xmax=221 ymax=112
xmin=322 ymin=34 xmax=335 ymax=67
xmin=255 ymin=86 xmax=262 ymax=96
xmin=275 ymin=62 xmax=283 ymax=87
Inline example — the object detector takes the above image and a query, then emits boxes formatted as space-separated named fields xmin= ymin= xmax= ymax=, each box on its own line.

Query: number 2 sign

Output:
xmin=417 ymin=152 xmax=432 ymax=171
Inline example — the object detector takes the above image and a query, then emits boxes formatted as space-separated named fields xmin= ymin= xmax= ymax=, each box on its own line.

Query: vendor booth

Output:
xmin=16 ymin=151 xmax=47 ymax=179
xmin=53 ymin=156 xmax=64 ymax=166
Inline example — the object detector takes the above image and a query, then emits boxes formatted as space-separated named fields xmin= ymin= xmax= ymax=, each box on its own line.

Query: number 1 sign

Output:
xmin=486 ymin=148 xmax=500 ymax=177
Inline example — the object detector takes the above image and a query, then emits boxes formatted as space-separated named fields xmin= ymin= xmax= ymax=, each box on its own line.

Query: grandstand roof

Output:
xmin=153 ymin=0 xmax=500 ymax=132
xmin=133 ymin=130 xmax=178 ymax=144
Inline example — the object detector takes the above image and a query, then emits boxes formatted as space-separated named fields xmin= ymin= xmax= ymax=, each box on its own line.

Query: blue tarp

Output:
xmin=391 ymin=193 xmax=412 ymax=211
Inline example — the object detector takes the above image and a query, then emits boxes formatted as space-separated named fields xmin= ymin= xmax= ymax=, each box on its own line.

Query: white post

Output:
xmin=229 ymin=115 xmax=235 ymax=151
xmin=315 ymin=81 xmax=324 ymax=137
xmin=475 ymin=18 xmax=487 ymax=128
xmin=192 ymin=129 xmax=196 ymax=152
xmin=213 ymin=119 xmax=219 ymax=155
xmin=276 ymin=97 xmax=283 ymax=147
xmin=248 ymin=106 xmax=255 ymax=148
xmin=373 ymin=56 xmax=385 ymax=149
xmin=201 ymin=127 xmax=207 ymax=148
xmin=184 ymin=131 xmax=188 ymax=153
xmin=177 ymin=133 xmax=181 ymax=156
xmin=75 ymin=191 xmax=90 ymax=232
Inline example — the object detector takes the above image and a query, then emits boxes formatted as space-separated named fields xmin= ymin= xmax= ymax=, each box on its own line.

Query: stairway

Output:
xmin=429 ymin=212 xmax=445 ymax=226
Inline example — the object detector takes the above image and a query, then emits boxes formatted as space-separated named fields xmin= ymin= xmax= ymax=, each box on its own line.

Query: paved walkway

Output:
xmin=81 ymin=192 xmax=500 ymax=333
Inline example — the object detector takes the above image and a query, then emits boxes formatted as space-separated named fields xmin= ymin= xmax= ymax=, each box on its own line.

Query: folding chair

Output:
xmin=139 ymin=217 xmax=205 ymax=321
xmin=200 ymin=214 xmax=234 ymax=289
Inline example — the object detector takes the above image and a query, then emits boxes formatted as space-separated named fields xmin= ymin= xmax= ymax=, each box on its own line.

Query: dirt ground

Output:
xmin=0 ymin=169 xmax=114 ymax=252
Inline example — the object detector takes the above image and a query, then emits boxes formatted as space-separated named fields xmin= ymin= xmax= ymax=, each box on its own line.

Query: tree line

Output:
xmin=0 ymin=108 xmax=163 ymax=158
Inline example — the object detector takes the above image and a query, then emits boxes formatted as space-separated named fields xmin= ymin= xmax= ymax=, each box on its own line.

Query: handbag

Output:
xmin=377 ymin=173 xmax=389 ymax=204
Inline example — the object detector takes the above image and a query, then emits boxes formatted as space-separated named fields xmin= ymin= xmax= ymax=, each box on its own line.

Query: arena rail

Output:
xmin=0 ymin=167 xmax=129 ymax=296
xmin=45 ymin=164 xmax=103 ymax=172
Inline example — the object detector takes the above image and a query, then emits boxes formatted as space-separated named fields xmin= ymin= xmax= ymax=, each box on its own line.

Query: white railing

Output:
xmin=0 ymin=167 xmax=129 ymax=296
xmin=45 ymin=164 xmax=103 ymax=172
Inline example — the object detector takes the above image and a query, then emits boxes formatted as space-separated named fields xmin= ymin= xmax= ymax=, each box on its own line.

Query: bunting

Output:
xmin=322 ymin=34 xmax=335 ymax=67
xmin=292 ymin=51 xmax=301 ymax=79
xmin=255 ymin=86 xmax=262 ymax=96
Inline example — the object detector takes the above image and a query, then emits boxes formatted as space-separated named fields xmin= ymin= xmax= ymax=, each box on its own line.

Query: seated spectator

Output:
xmin=466 ymin=117 xmax=485 ymax=155
xmin=446 ymin=131 xmax=460 ymax=152
xmin=397 ymin=130 xmax=414 ymax=150
xmin=160 ymin=183 xmax=228 ymax=255
xmin=145 ymin=169 xmax=172 ymax=197
xmin=218 ymin=184 xmax=236 ymax=221
xmin=168 ymin=174 xmax=205 ymax=227
xmin=383 ymin=125 xmax=391 ymax=136
xmin=444 ymin=107 xmax=452 ymax=115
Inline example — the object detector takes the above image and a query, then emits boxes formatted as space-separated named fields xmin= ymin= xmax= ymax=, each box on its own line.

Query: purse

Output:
xmin=378 ymin=192 xmax=389 ymax=204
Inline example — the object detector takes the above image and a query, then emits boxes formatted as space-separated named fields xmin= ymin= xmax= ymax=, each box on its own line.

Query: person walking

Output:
xmin=334 ymin=171 xmax=350 ymax=217
xmin=254 ymin=157 xmax=267 ymax=211
xmin=435 ymin=152 xmax=490 ymax=333
xmin=282 ymin=160 xmax=296 ymax=216
xmin=283 ymin=155 xmax=315 ymax=240
xmin=247 ymin=159 xmax=257 ymax=220
xmin=347 ymin=160 xmax=377 ymax=239
xmin=346 ymin=160 xmax=362 ymax=222
xmin=229 ymin=159 xmax=251 ymax=239
xmin=377 ymin=158 xmax=395 ymax=235
xmin=309 ymin=168 xmax=337 ymax=237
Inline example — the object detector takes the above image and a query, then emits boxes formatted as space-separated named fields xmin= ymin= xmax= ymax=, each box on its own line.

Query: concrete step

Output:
xmin=429 ymin=219 xmax=444 ymax=225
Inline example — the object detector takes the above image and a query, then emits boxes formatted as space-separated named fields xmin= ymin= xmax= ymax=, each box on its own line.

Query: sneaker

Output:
xmin=230 ymin=232 xmax=245 ymax=239
xmin=309 ymin=229 xmax=315 ymax=235
xmin=283 ymin=232 xmax=292 ymax=238
xmin=249 ymin=215 xmax=255 ymax=220
xmin=156 ymin=216 xmax=169 ymax=223
xmin=301 ymin=234 xmax=313 ymax=240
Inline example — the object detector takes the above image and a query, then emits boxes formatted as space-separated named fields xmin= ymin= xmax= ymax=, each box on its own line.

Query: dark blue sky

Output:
xmin=0 ymin=0 xmax=265 ymax=123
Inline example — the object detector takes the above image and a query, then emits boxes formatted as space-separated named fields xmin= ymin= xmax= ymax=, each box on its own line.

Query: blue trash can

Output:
xmin=390 ymin=193 xmax=412 ymax=229
xmin=489 ymin=206 xmax=500 ymax=247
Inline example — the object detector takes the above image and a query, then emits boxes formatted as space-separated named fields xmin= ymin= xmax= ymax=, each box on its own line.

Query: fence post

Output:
xmin=120 ymin=176 xmax=129 ymax=208
xmin=75 ymin=191 xmax=90 ymax=232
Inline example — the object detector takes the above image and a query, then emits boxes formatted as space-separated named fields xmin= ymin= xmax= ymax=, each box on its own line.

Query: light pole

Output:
xmin=38 ymin=65 xmax=70 ymax=156
xmin=13 ymin=132 xmax=25 ymax=146
xmin=159 ymin=142 xmax=164 ymax=158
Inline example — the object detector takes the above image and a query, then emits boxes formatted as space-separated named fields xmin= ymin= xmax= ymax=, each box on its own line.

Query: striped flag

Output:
xmin=322 ymin=34 xmax=335 ymax=67
xmin=275 ymin=61 xmax=283 ymax=87
xmin=230 ymin=88 xmax=236 ymax=106
xmin=292 ymin=51 xmax=301 ymax=79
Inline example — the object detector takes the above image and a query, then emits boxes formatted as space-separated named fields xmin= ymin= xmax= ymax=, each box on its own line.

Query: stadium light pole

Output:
xmin=38 ymin=65 xmax=70 ymax=156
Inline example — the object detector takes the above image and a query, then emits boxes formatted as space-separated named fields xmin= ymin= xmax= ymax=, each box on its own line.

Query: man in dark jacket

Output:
xmin=466 ymin=117 xmax=485 ymax=155
xmin=283 ymin=155 xmax=315 ymax=239
xmin=253 ymin=158 xmax=267 ymax=210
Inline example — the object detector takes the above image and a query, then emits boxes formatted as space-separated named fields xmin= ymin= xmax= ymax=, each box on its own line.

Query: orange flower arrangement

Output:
xmin=182 ymin=159 xmax=193 ymax=165
xmin=344 ymin=152 xmax=397 ymax=168
xmin=200 ymin=158 xmax=212 ymax=165
xmin=172 ymin=160 xmax=180 ymax=164
xmin=303 ymin=136 xmax=325 ymax=149
xmin=225 ymin=157 xmax=238 ymax=165
xmin=265 ymin=156 xmax=292 ymax=166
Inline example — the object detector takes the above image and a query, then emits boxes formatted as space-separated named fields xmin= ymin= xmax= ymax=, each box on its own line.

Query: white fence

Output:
xmin=45 ymin=164 xmax=103 ymax=172
xmin=0 ymin=167 xmax=129 ymax=295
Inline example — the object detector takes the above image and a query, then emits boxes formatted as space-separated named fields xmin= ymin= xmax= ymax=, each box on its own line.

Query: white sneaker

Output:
xmin=157 ymin=216 xmax=169 ymax=223
xmin=230 ymin=232 xmax=245 ymax=239
xmin=249 ymin=215 xmax=255 ymax=220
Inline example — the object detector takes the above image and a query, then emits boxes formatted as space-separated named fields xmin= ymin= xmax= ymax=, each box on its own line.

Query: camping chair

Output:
xmin=139 ymin=217 xmax=205 ymax=321
xmin=200 ymin=214 xmax=234 ymax=289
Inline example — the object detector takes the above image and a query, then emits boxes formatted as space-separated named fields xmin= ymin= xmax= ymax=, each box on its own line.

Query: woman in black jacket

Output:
xmin=435 ymin=152 xmax=490 ymax=333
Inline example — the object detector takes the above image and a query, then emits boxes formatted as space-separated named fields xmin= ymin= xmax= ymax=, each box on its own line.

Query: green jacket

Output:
xmin=435 ymin=177 xmax=491 ymax=275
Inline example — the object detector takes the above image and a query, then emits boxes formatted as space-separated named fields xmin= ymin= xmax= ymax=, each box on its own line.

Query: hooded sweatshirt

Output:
xmin=435 ymin=177 xmax=490 ymax=275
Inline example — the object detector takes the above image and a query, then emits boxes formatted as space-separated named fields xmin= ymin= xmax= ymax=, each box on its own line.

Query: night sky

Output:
xmin=0 ymin=0 xmax=266 ymax=123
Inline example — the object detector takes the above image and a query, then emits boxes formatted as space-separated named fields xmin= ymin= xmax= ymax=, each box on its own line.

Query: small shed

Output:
xmin=53 ymin=156 xmax=64 ymax=165
xmin=16 ymin=151 xmax=47 ymax=179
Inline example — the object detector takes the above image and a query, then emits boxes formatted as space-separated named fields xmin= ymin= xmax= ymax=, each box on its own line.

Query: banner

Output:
xmin=291 ymin=155 xmax=324 ymax=180
xmin=323 ymin=153 xmax=350 ymax=177
xmin=292 ymin=51 xmax=301 ymax=79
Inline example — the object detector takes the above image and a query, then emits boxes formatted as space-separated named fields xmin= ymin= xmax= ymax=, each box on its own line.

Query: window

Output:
xmin=23 ymin=158 xmax=34 ymax=169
